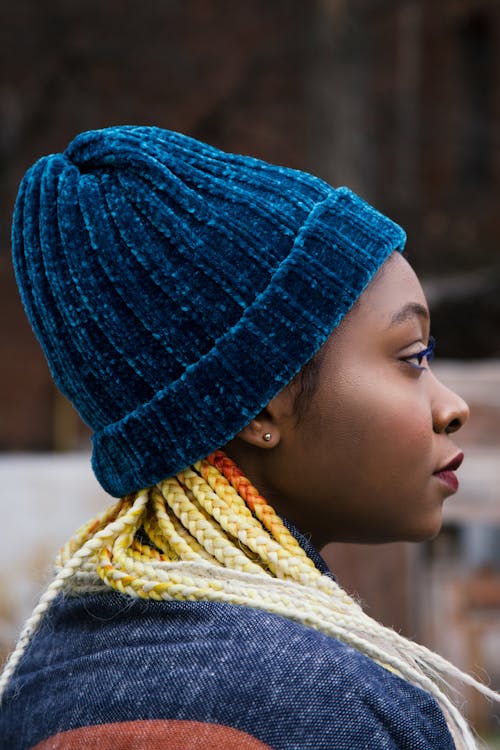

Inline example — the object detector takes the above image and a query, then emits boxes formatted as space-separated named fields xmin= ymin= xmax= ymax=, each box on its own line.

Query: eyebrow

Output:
xmin=389 ymin=302 xmax=430 ymax=327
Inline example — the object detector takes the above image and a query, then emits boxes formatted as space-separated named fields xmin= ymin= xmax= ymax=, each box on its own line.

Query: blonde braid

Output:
xmin=160 ymin=476 xmax=264 ymax=574
xmin=207 ymin=451 xmax=310 ymax=559
xmin=1 ymin=453 xmax=498 ymax=749
xmin=146 ymin=488 xmax=216 ymax=563
xmin=181 ymin=465 xmax=319 ymax=584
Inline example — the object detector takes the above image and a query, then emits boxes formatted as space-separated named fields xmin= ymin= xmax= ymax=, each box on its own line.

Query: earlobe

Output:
xmin=235 ymin=411 xmax=281 ymax=449
xmin=234 ymin=386 xmax=296 ymax=449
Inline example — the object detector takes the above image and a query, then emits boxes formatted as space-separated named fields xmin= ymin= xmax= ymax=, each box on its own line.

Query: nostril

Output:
xmin=445 ymin=417 xmax=462 ymax=435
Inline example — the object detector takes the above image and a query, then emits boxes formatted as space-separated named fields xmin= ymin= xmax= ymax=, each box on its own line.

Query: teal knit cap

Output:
xmin=12 ymin=126 xmax=406 ymax=496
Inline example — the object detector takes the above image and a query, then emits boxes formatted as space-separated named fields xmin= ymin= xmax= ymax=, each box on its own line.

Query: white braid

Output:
xmin=0 ymin=491 xmax=148 ymax=697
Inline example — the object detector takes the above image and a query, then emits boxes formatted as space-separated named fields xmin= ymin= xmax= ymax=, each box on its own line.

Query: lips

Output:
xmin=436 ymin=452 xmax=464 ymax=473
xmin=433 ymin=452 xmax=464 ymax=492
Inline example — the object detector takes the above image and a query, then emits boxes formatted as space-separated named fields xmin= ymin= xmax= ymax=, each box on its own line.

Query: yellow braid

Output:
xmin=1 ymin=451 xmax=499 ymax=750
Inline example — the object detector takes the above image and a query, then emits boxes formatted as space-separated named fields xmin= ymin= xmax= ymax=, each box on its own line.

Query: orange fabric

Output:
xmin=31 ymin=718 xmax=274 ymax=749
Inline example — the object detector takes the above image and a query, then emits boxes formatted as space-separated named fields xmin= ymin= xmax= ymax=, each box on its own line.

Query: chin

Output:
xmin=370 ymin=515 xmax=444 ymax=544
xmin=402 ymin=517 xmax=444 ymax=543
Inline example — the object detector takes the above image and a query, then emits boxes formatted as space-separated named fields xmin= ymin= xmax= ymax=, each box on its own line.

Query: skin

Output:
xmin=225 ymin=253 xmax=469 ymax=548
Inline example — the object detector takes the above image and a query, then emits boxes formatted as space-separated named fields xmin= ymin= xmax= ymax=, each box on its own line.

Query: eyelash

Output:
xmin=402 ymin=336 xmax=436 ymax=370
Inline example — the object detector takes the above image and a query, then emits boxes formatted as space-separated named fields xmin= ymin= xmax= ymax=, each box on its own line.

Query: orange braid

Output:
xmin=207 ymin=450 xmax=307 ymax=559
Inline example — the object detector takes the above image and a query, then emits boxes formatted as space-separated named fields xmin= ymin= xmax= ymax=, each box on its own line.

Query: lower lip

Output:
xmin=433 ymin=470 xmax=459 ymax=492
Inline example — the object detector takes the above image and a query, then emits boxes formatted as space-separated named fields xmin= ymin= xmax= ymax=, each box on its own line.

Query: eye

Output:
xmin=402 ymin=335 xmax=436 ymax=371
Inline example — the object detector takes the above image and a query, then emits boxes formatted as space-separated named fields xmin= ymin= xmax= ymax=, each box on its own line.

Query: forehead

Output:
xmin=355 ymin=252 xmax=428 ymax=322
xmin=325 ymin=252 xmax=429 ymax=353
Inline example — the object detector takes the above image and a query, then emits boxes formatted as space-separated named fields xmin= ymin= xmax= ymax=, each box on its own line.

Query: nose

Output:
xmin=431 ymin=377 xmax=470 ymax=435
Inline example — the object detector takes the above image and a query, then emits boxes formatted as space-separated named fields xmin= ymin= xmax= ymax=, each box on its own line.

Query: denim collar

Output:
xmin=282 ymin=517 xmax=335 ymax=580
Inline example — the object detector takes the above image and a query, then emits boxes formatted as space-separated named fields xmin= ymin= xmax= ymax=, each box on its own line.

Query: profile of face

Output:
xmin=227 ymin=253 xmax=469 ymax=547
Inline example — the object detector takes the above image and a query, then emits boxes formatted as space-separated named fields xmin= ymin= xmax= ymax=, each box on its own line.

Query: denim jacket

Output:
xmin=0 ymin=531 xmax=455 ymax=750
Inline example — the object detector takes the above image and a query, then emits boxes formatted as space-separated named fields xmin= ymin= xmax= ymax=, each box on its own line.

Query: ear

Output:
xmin=234 ymin=387 xmax=295 ymax=450
xmin=236 ymin=410 xmax=279 ymax=449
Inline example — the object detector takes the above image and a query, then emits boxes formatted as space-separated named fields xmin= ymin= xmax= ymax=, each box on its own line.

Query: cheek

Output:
xmin=315 ymin=376 xmax=432 ymax=479
xmin=365 ymin=409 xmax=431 ymax=482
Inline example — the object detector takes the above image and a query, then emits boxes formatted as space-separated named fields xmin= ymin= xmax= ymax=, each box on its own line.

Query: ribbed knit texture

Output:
xmin=12 ymin=126 xmax=406 ymax=496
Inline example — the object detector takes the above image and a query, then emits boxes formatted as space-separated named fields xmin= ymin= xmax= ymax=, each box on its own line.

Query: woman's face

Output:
xmin=232 ymin=253 xmax=469 ymax=547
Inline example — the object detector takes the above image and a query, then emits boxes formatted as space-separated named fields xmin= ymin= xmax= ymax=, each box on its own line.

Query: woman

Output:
xmin=1 ymin=126 xmax=497 ymax=749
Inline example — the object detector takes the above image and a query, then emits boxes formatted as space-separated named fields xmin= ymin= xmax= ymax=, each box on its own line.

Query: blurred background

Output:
xmin=1 ymin=0 xmax=499 ymax=742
